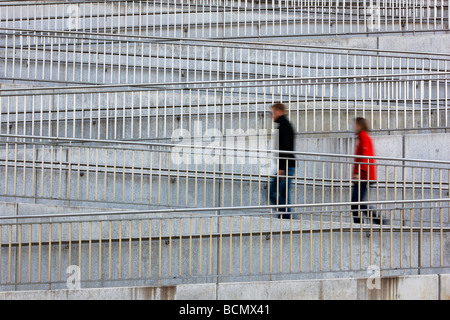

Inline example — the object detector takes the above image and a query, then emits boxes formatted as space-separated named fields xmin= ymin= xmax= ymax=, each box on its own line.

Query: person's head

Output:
xmin=270 ymin=103 xmax=287 ymax=121
xmin=354 ymin=117 xmax=370 ymax=134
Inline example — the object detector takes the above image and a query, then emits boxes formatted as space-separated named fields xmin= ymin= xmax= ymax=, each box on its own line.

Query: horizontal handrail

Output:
xmin=2 ymin=133 xmax=450 ymax=166
xmin=0 ymin=71 xmax=448 ymax=95
xmin=0 ymin=198 xmax=448 ymax=221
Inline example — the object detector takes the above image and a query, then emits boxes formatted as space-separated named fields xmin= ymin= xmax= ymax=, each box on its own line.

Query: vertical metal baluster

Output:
xmin=400 ymin=204 xmax=404 ymax=269
xmin=12 ymin=34 xmax=17 ymax=81
xmin=310 ymin=212 xmax=313 ymax=272
xmin=3 ymin=34 xmax=8 ymax=78
xmin=189 ymin=217 xmax=192 ymax=276
xmin=418 ymin=203 xmax=423 ymax=268
xmin=178 ymin=218 xmax=182 ymax=277
xmin=390 ymin=208 xmax=393 ymax=269
xmin=106 ymin=220 xmax=111 ymax=280
xmin=430 ymin=201 xmax=434 ymax=267
xmin=88 ymin=221 xmax=92 ymax=281
xmin=229 ymin=216 xmax=233 ymax=275
xmin=85 ymin=147 xmax=90 ymax=201
xmin=440 ymin=201 xmax=444 ymax=267
xmin=38 ymin=223 xmax=41 ymax=283
xmin=118 ymin=221 xmax=122 ymax=279
xmin=138 ymin=220 xmax=142 ymax=279
xmin=149 ymin=219 xmax=152 ymax=279
xmin=248 ymin=214 xmax=253 ymax=275
xmin=7 ymin=224 xmax=12 ymax=284
xmin=209 ymin=216 xmax=213 ymax=276
xmin=349 ymin=163 xmax=353 ymax=270
xmin=129 ymin=220 xmax=132 ymax=279
xmin=4 ymin=141 xmax=8 ymax=196
xmin=78 ymin=222 xmax=82 ymax=281
xmin=1 ymin=224 xmax=4 ymax=284
xmin=158 ymin=151 xmax=162 ymax=205
xmin=17 ymin=223 xmax=22 ymax=284
xmin=131 ymin=150 xmax=135 ymax=203
xmin=96 ymin=220 xmax=101 ymax=281
xmin=13 ymin=142 xmax=18 ymax=197
xmin=259 ymin=215 xmax=263 ymax=274
xmin=269 ymin=213 xmax=273 ymax=275
xmin=312 ymin=161 xmax=316 ymax=204
xmin=304 ymin=161 xmax=307 ymax=205
xmin=444 ymin=61 xmax=448 ymax=128
xmin=200 ymin=217 xmax=203 ymax=276
xmin=320 ymin=205 xmax=323 ymax=272
xmin=300 ymin=211 xmax=303 ymax=272
xmin=112 ymin=149 xmax=117 ymax=202
xmin=140 ymin=151 xmax=144 ymax=204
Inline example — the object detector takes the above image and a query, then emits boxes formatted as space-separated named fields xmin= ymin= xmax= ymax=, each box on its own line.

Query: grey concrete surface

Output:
xmin=0 ymin=273 xmax=446 ymax=300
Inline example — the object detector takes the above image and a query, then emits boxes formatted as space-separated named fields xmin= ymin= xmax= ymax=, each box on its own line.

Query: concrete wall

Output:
xmin=0 ymin=274 xmax=448 ymax=300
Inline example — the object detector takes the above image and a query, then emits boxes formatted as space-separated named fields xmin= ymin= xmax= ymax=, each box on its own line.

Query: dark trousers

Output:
xmin=269 ymin=167 xmax=295 ymax=219
xmin=351 ymin=182 xmax=381 ymax=224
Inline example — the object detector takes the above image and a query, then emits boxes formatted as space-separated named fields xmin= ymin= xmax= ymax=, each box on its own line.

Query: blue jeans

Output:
xmin=269 ymin=167 xmax=295 ymax=218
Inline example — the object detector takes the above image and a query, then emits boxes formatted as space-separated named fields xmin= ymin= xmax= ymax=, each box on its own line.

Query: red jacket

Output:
xmin=353 ymin=130 xmax=377 ymax=181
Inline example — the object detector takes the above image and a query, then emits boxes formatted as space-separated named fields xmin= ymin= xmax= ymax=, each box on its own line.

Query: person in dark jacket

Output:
xmin=351 ymin=117 xmax=385 ymax=225
xmin=269 ymin=103 xmax=296 ymax=219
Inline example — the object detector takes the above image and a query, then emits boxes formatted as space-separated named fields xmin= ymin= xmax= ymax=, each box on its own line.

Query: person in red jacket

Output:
xmin=351 ymin=118 xmax=383 ymax=224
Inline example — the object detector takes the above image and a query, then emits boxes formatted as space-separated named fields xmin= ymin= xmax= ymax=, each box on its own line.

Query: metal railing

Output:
xmin=0 ymin=199 xmax=449 ymax=290
xmin=0 ymin=135 xmax=449 ymax=210
xmin=0 ymin=0 xmax=448 ymax=39
xmin=1 ymin=28 xmax=449 ymax=86
xmin=1 ymin=74 xmax=448 ymax=138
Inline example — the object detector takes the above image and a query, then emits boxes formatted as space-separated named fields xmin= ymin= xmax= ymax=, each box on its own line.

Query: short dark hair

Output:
xmin=355 ymin=117 xmax=370 ymax=132
xmin=271 ymin=103 xmax=287 ymax=113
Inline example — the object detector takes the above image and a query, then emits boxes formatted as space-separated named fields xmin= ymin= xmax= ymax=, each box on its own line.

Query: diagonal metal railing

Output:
xmin=1 ymin=28 xmax=449 ymax=87
xmin=1 ymin=73 xmax=448 ymax=138
xmin=0 ymin=0 xmax=448 ymax=39
xmin=0 ymin=198 xmax=449 ymax=291
xmin=0 ymin=134 xmax=449 ymax=210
